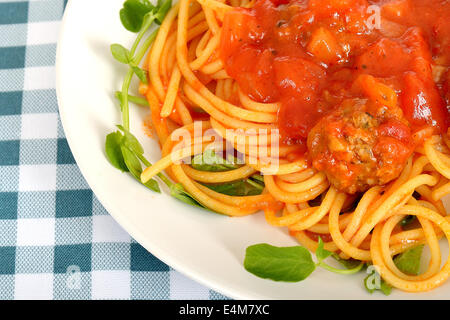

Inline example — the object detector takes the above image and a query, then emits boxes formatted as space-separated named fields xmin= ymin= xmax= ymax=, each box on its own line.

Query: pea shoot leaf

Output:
xmin=122 ymin=145 xmax=160 ymax=192
xmin=131 ymin=65 xmax=148 ymax=84
xmin=400 ymin=215 xmax=417 ymax=229
xmin=244 ymin=244 xmax=316 ymax=282
xmin=120 ymin=0 xmax=155 ymax=32
xmin=393 ymin=245 xmax=424 ymax=276
xmin=120 ymin=145 xmax=142 ymax=179
xmin=191 ymin=149 xmax=239 ymax=172
xmin=316 ymin=237 xmax=333 ymax=263
xmin=117 ymin=125 xmax=144 ymax=155
xmin=110 ymin=44 xmax=132 ymax=64
xmin=169 ymin=183 xmax=206 ymax=209
xmin=105 ymin=128 xmax=160 ymax=193
xmin=331 ymin=253 xmax=363 ymax=270
xmin=105 ymin=131 xmax=129 ymax=172
xmin=203 ymin=180 xmax=263 ymax=197
xmin=250 ymin=174 xmax=264 ymax=183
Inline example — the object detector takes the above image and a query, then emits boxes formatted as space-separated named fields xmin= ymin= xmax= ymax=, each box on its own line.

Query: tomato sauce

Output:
xmin=219 ymin=0 xmax=450 ymax=146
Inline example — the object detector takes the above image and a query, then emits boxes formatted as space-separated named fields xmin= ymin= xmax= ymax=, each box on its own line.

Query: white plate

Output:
xmin=56 ymin=0 xmax=449 ymax=299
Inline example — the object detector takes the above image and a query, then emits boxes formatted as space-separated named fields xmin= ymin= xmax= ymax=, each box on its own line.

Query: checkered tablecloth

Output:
xmin=0 ymin=0 xmax=227 ymax=300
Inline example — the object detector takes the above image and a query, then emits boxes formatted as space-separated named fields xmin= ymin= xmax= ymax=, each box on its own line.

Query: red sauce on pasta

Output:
xmin=219 ymin=0 xmax=450 ymax=192
xmin=220 ymin=0 xmax=449 ymax=141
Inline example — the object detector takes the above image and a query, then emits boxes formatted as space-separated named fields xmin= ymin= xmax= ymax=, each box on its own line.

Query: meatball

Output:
xmin=307 ymin=99 xmax=414 ymax=194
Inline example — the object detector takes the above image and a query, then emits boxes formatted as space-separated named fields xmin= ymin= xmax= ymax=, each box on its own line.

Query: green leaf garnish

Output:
xmin=380 ymin=281 xmax=392 ymax=295
xmin=107 ymin=0 xmax=211 ymax=209
xmin=191 ymin=149 xmax=239 ymax=172
xmin=120 ymin=145 xmax=143 ymax=180
xmin=131 ymin=65 xmax=148 ymax=84
xmin=169 ymin=183 xmax=206 ymax=209
xmin=203 ymin=180 xmax=263 ymax=197
xmin=192 ymin=149 xmax=264 ymax=196
xmin=393 ymin=245 xmax=424 ymax=276
xmin=105 ymin=130 xmax=160 ymax=193
xmin=104 ymin=127 xmax=161 ymax=193
xmin=110 ymin=44 xmax=132 ymax=64
xmin=120 ymin=0 xmax=155 ymax=32
xmin=244 ymin=244 xmax=316 ymax=282
xmin=314 ymin=237 xmax=364 ymax=275
xmin=316 ymin=237 xmax=333 ymax=263
xmin=331 ymin=253 xmax=363 ymax=269
xmin=249 ymin=173 xmax=264 ymax=183
xmin=116 ymin=125 xmax=144 ymax=155
xmin=144 ymin=179 xmax=161 ymax=193
xmin=244 ymin=238 xmax=364 ymax=284
xmin=400 ymin=215 xmax=417 ymax=229
xmin=105 ymin=131 xmax=129 ymax=172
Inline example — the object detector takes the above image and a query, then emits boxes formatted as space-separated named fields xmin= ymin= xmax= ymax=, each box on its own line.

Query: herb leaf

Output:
xmin=110 ymin=44 xmax=132 ymax=64
xmin=316 ymin=237 xmax=333 ymax=263
xmin=380 ymin=281 xmax=392 ymax=295
xmin=105 ymin=131 xmax=129 ymax=172
xmin=191 ymin=149 xmax=239 ymax=172
xmin=121 ymin=145 xmax=160 ymax=193
xmin=315 ymin=237 xmax=364 ymax=275
xmin=120 ymin=0 xmax=155 ymax=32
xmin=105 ymin=128 xmax=160 ymax=193
xmin=400 ymin=215 xmax=417 ymax=229
xmin=120 ymin=145 xmax=143 ymax=179
xmin=393 ymin=245 xmax=424 ymax=276
xmin=117 ymin=125 xmax=144 ymax=155
xmin=170 ymin=183 xmax=206 ymax=209
xmin=191 ymin=148 xmax=265 ymax=197
xmin=131 ymin=65 xmax=148 ymax=84
xmin=144 ymin=179 xmax=161 ymax=193
xmin=203 ymin=180 xmax=263 ymax=197
xmin=331 ymin=253 xmax=363 ymax=269
xmin=250 ymin=174 xmax=264 ymax=183
xmin=244 ymin=244 xmax=316 ymax=282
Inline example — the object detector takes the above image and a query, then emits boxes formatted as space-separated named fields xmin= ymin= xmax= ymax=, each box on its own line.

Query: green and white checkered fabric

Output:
xmin=0 ymin=0 xmax=228 ymax=300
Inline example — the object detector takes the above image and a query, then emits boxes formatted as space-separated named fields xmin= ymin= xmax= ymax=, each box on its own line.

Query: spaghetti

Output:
xmin=136 ymin=0 xmax=450 ymax=293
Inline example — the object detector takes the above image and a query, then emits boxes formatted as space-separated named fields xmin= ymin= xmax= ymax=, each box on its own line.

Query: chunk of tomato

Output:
xmin=275 ymin=58 xmax=327 ymax=141
xmin=227 ymin=46 xmax=277 ymax=102
xmin=220 ymin=9 xmax=261 ymax=63
xmin=356 ymin=38 xmax=410 ymax=77
xmin=378 ymin=119 xmax=412 ymax=144
xmin=401 ymin=72 xmax=449 ymax=132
